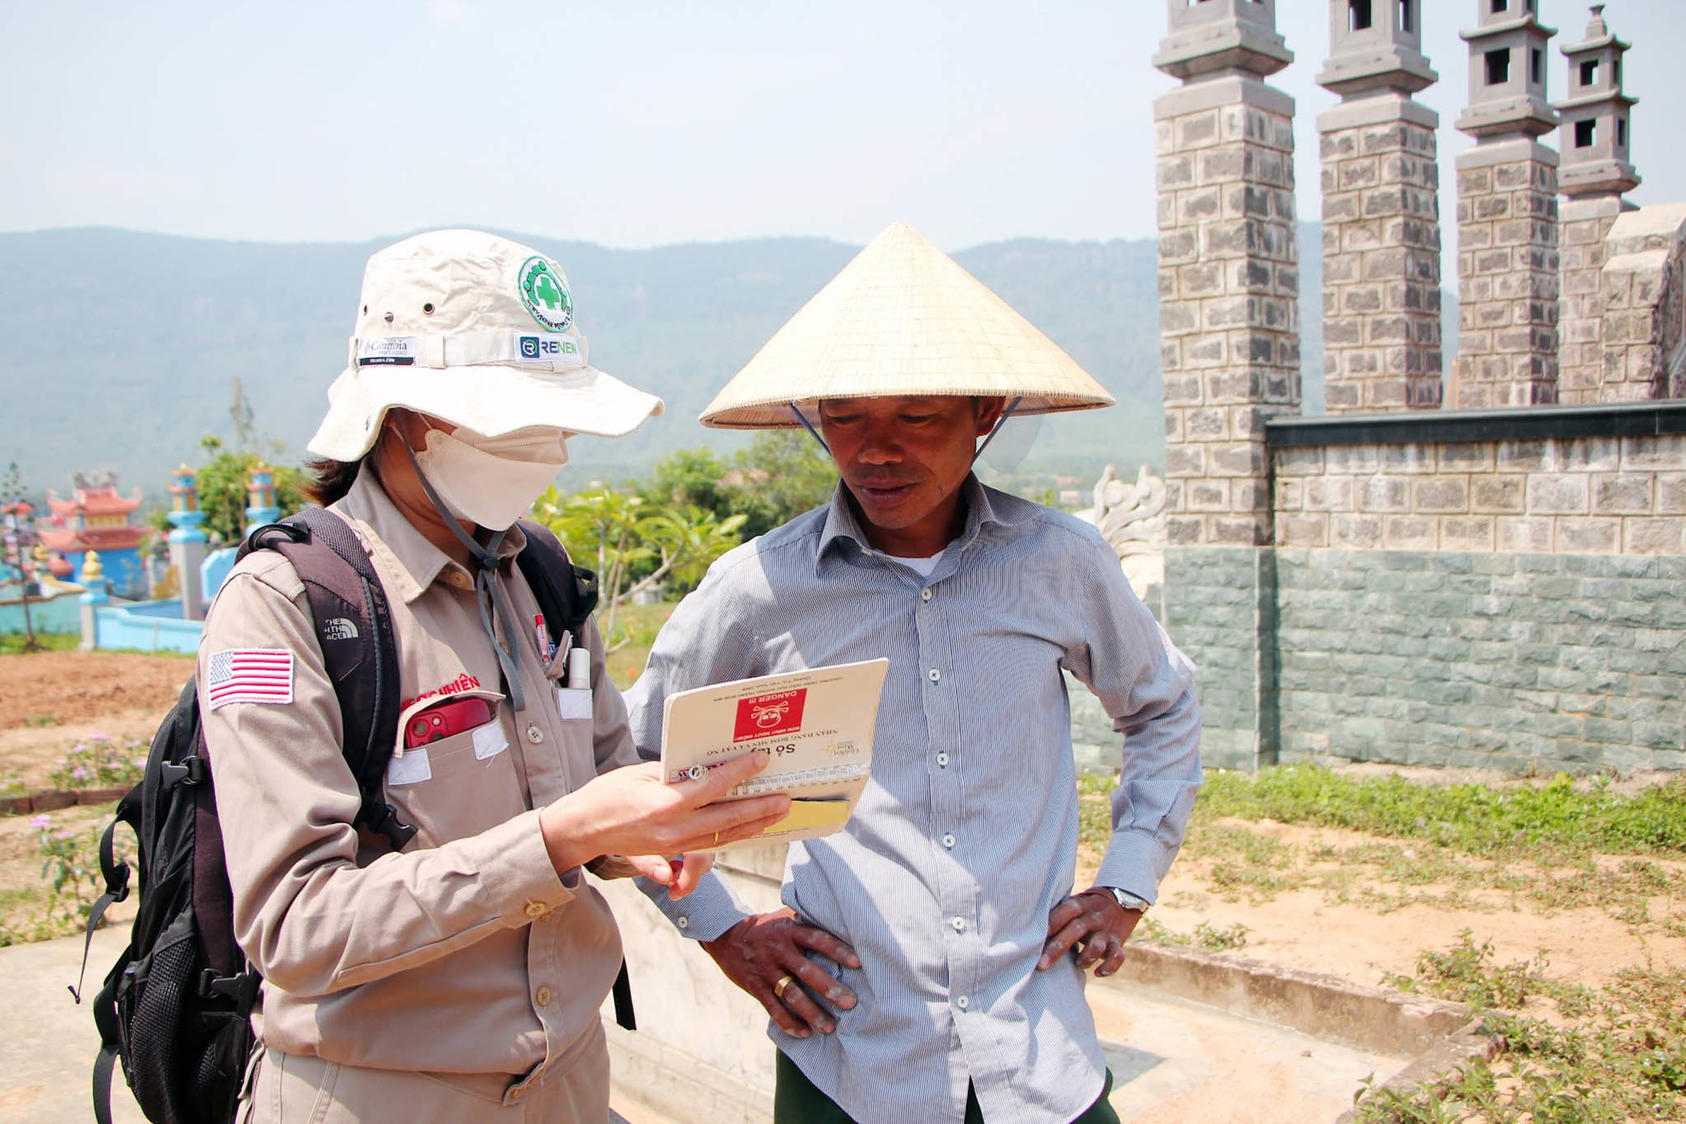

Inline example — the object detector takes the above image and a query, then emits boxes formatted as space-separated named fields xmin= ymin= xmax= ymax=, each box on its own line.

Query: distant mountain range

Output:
xmin=0 ymin=225 xmax=1454 ymax=505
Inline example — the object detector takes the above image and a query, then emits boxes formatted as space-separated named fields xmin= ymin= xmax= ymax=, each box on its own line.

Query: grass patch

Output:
xmin=602 ymin=601 xmax=677 ymax=689
xmin=0 ymin=632 xmax=80 ymax=655
xmin=1359 ymin=932 xmax=1686 ymax=1122
xmin=1196 ymin=764 xmax=1686 ymax=859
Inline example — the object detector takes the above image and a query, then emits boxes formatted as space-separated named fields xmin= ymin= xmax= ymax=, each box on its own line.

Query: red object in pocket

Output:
xmin=404 ymin=698 xmax=494 ymax=748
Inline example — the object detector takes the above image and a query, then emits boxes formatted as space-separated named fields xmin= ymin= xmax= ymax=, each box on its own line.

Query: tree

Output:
xmin=1 ymin=462 xmax=41 ymax=651
xmin=189 ymin=446 xmax=309 ymax=546
xmin=645 ymin=432 xmax=836 ymax=545
xmin=725 ymin=430 xmax=837 ymax=539
xmin=532 ymin=485 xmax=744 ymax=651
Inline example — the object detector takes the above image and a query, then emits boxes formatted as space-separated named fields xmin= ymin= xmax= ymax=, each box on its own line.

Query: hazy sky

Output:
xmin=4 ymin=1 xmax=1683 ymax=251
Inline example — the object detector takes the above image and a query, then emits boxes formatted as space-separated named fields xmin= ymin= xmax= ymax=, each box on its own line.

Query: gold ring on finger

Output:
xmin=773 ymin=974 xmax=796 ymax=1000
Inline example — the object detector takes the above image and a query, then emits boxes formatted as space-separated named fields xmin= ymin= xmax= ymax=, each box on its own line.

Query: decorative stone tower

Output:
xmin=1452 ymin=0 xmax=1561 ymax=408
xmin=1153 ymin=0 xmax=1299 ymax=769
xmin=1555 ymin=4 xmax=1641 ymax=402
xmin=1317 ymin=0 xmax=1443 ymax=412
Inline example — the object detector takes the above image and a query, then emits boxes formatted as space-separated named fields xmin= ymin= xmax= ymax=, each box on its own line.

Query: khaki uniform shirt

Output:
xmin=198 ymin=471 xmax=637 ymax=1078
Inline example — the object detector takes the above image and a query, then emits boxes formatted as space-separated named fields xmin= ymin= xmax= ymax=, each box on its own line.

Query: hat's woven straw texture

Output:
xmin=700 ymin=222 xmax=1114 ymax=429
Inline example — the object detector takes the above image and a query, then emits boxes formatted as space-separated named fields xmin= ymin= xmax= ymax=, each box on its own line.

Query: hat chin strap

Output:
xmin=397 ymin=429 xmax=527 ymax=712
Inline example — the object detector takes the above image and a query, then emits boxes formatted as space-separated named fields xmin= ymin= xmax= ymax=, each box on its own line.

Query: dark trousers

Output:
xmin=773 ymin=1050 xmax=1121 ymax=1124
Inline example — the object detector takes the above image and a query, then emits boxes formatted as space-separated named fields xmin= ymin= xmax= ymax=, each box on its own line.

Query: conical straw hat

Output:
xmin=699 ymin=222 xmax=1114 ymax=429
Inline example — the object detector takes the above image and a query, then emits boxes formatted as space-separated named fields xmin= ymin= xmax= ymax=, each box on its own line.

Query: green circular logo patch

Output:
xmin=518 ymin=255 xmax=573 ymax=332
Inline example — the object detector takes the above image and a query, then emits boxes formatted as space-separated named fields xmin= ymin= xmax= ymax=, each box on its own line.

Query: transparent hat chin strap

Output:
xmin=790 ymin=404 xmax=829 ymax=454
xmin=397 ymin=429 xmax=525 ymax=712
xmin=971 ymin=396 xmax=1024 ymax=465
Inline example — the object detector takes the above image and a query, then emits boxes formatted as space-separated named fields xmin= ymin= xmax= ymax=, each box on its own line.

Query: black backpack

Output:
xmin=76 ymin=507 xmax=604 ymax=1124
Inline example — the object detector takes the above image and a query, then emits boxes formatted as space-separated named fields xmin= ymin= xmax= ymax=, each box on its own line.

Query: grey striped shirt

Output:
xmin=628 ymin=477 xmax=1201 ymax=1123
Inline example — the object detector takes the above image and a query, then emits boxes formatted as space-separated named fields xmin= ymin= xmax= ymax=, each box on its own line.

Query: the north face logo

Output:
xmin=321 ymin=618 xmax=359 ymax=641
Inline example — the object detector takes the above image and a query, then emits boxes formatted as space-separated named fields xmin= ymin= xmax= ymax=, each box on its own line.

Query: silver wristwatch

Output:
xmin=1106 ymin=887 xmax=1150 ymax=913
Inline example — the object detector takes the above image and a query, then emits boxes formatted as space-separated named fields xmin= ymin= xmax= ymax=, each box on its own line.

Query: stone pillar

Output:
xmin=79 ymin=551 xmax=108 ymax=652
xmin=166 ymin=463 xmax=209 ymax=620
xmin=1317 ymin=0 xmax=1443 ymax=412
xmin=1153 ymin=0 xmax=1298 ymax=770
xmin=1554 ymin=4 xmax=1640 ymax=403
xmin=1452 ymin=0 xmax=1561 ymax=408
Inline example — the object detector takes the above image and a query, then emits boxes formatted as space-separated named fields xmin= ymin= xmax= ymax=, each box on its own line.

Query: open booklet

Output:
xmin=660 ymin=658 xmax=890 ymax=852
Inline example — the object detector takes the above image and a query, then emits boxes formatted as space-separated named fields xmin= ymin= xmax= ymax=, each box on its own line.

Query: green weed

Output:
xmin=1362 ymin=936 xmax=1686 ymax=1122
xmin=1193 ymin=921 xmax=1249 ymax=952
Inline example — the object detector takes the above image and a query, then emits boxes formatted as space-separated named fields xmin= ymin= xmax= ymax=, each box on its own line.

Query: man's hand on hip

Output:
xmin=1039 ymin=887 xmax=1141 ymax=977
xmin=701 ymin=908 xmax=860 ymax=1038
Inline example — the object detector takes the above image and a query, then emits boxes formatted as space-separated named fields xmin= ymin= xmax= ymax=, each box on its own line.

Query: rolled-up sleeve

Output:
xmin=1060 ymin=537 xmax=1203 ymax=903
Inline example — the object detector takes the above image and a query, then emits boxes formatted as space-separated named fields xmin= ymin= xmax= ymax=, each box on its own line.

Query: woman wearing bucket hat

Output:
xmin=197 ymin=230 xmax=790 ymax=1121
xmin=623 ymin=224 xmax=1203 ymax=1123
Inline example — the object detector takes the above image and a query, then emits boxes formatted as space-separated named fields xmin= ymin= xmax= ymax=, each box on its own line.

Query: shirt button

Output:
xmin=524 ymin=901 xmax=547 ymax=919
xmin=951 ymin=916 xmax=966 ymax=932
xmin=535 ymin=986 xmax=552 ymax=1007
xmin=448 ymin=572 xmax=470 ymax=590
xmin=928 ymin=668 xmax=941 ymax=683
xmin=676 ymin=916 xmax=690 ymax=930
xmin=942 ymin=833 xmax=955 ymax=849
xmin=957 ymin=995 xmax=970 ymax=1010
xmin=936 ymin=752 xmax=949 ymax=768
xmin=920 ymin=588 xmax=933 ymax=602
xmin=526 ymin=724 xmax=544 ymax=744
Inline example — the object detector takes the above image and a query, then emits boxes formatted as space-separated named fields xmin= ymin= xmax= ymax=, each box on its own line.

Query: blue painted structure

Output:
xmin=87 ymin=598 xmax=202 ymax=654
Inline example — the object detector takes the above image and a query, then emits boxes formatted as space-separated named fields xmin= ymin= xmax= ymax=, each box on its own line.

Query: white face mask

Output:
xmin=411 ymin=427 xmax=569 ymax=530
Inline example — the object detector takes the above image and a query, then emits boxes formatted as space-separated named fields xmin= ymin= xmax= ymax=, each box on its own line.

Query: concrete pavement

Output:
xmin=2 ymin=922 xmax=1461 ymax=1123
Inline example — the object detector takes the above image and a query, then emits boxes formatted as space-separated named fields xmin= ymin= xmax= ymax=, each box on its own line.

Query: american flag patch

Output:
xmin=206 ymin=649 xmax=294 ymax=710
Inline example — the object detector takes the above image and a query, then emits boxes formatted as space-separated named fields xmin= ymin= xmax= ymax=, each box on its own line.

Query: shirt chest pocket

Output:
xmin=383 ymin=692 xmax=526 ymax=849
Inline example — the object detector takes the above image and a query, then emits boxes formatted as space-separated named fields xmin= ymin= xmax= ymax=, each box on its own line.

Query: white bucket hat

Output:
xmin=698 ymin=222 xmax=1114 ymax=429
xmin=307 ymin=229 xmax=664 ymax=461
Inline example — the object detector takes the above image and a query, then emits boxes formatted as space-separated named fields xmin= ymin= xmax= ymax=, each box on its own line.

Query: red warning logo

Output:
xmin=733 ymin=688 xmax=807 ymax=742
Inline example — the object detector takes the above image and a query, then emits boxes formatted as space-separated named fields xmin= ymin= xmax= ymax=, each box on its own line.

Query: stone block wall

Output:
xmin=1558 ymin=197 xmax=1625 ymax=402
xmin=1245 ymin=419 xmax=1686 ymax=774
xmin=1600 ymin=203 xmax=1686 ymax=400
xmin=1453 ymin=143 xmax=1561 ymax=407
xmin=1275 ymin=547 xmax=1686 ymax=774
xmin=1157 ymin=78 xmax=1301 ymax=548
xmin=1160 ymin=545 xmax=1279 ymax=772
xmin=1319 ymin=99 xmax=1443 ymax=412
xmin=1273 ymin=433 xmax=1686 ymax=556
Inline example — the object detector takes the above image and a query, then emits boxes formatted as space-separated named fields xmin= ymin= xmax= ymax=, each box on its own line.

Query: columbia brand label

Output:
xmin=732 ymin=688 xmax=806 ymax=742
xmin=356 ymin=336 xmax=418 ymax=366
xmin=517 ymin=256 xmax=573 ymax=332
xmin=516 ymin=334 xmax=581 ymax=362
xmin=206 ymin=649 xmax=294 ymax=710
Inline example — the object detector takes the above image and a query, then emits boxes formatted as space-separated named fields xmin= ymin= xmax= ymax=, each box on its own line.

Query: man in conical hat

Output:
xmin=625 ymin=223 xmax=1202 ymax=1122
